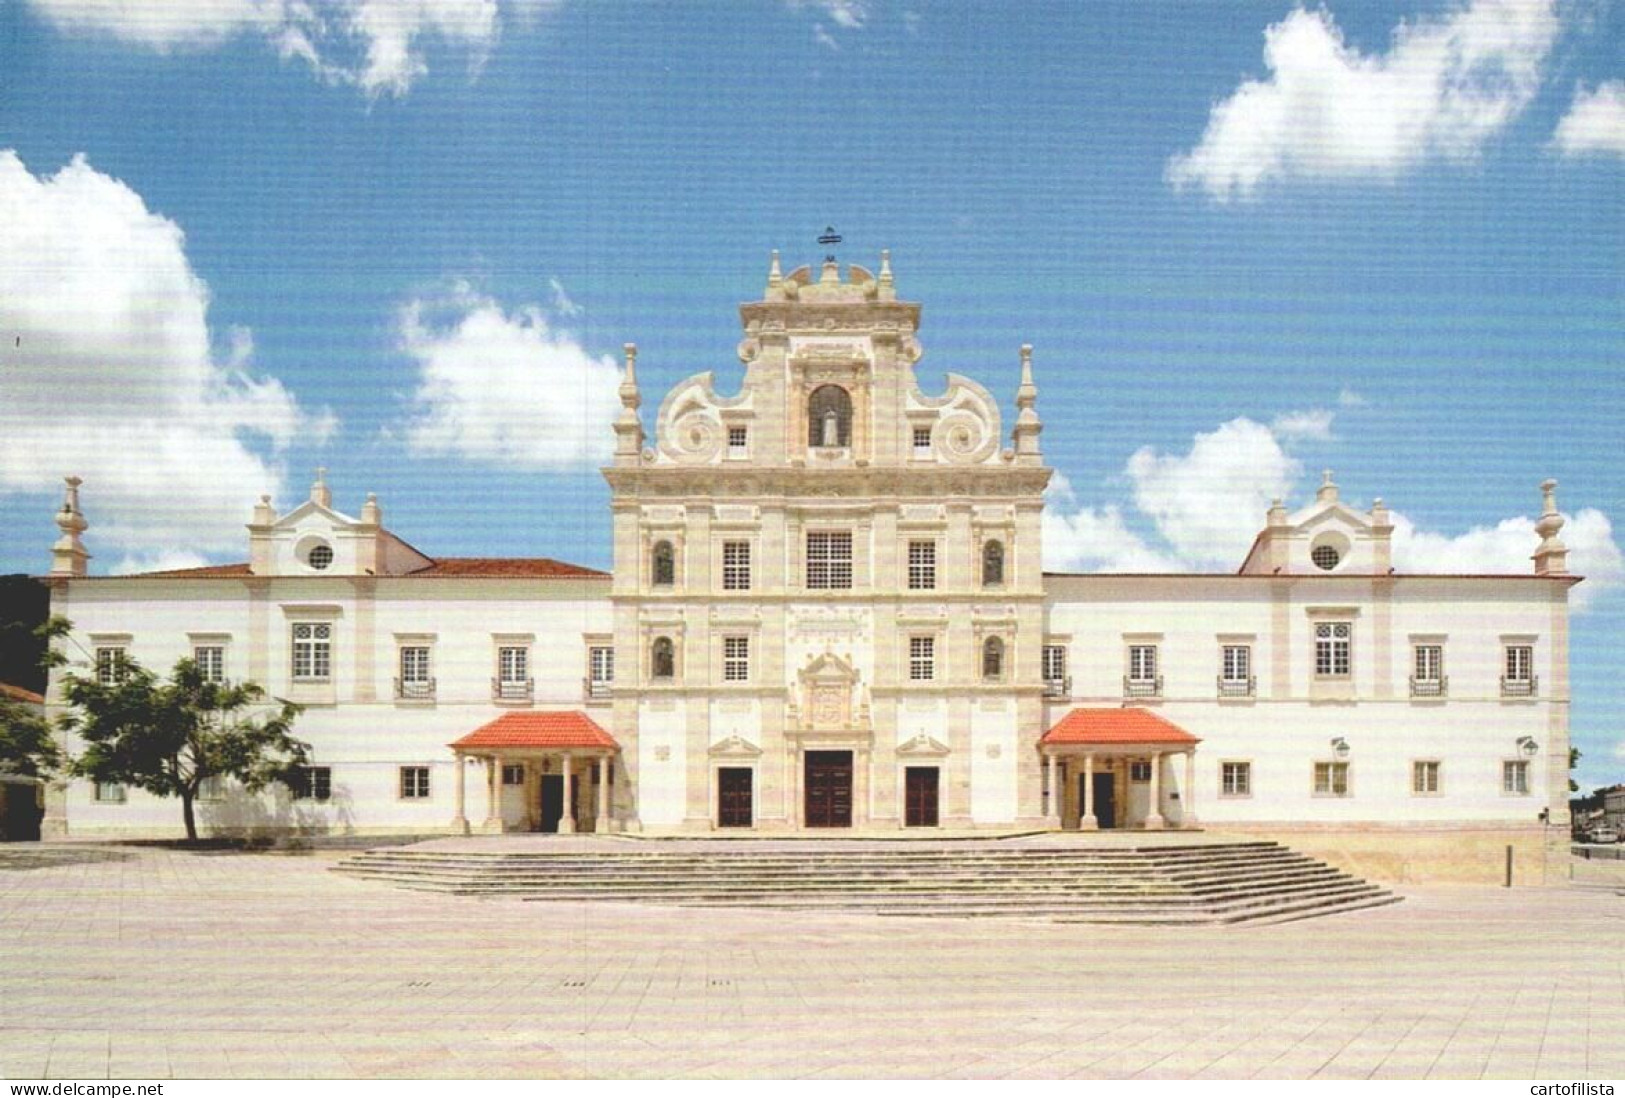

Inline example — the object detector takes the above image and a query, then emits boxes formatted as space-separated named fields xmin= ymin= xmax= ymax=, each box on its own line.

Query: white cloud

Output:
xmin=24 ymin=0 xmax=536 ymax=97
xmin=1271 ymin=408 xmax=1337 ymax=442
xmin=791 ymin=0 xmax=866 ymax=29
xmin=813 ymin=23 xmax=840 ymax=51
xmin=1338 ymin=386 xmax=1367 ymax=408
xmin=109 ymin=550 xmax=213 ymax=576
xmin=1041 ymin=472 xmax=1183 ymax=573
xmin=397 ymin=283 xmax=621 ymax=470
xmin=1042 ymin=413 xmax=1620 ymax=610
xmin=1391 ymin=506 xmax=1623 ymax=610
xmin=1168 ymin=0 xmax=1562 ymax=200
xmin=0 ymin=151 xmax=332 ymax=562
xmin=1126 ymin=418 xmax=1301 ymax=568
xmin=548 ymin=277 xmax=582 ymax=318
xmin=1552 ymin=81 xmax=1625 ymax=159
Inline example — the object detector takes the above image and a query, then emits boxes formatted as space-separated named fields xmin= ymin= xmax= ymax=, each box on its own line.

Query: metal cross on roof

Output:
xmin=818 ymin=225 xmax=842 ymax=262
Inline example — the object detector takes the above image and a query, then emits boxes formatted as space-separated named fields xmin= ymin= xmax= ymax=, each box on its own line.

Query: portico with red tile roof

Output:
xmin=1040 ymin=708 xmax=1202 ymax=831
xmin=448 ymin=712 xmax=620 ymax=834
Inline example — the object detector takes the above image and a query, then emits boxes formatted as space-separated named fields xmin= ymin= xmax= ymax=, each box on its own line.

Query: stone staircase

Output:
xmin=332 ymin=840 xmax=1401 ymax=925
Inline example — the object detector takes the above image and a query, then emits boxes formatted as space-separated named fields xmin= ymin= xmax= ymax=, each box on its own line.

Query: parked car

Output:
xmin=1585 ymin=826 xmax=1620 ymax=844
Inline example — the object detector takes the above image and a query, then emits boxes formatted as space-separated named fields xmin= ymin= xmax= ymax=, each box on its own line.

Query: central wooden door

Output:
xmin=804 ymin=751 xmax=853 ymax=828
xmin=539 ymin=775 xmax=564 ymax=833
xmin=904 ymin=766 xmax=939 ymax=827
xmin=717 ymin=767 xmax=753 ymax=828
xmin=1084 ymin=772 xmax=1117 ymax=830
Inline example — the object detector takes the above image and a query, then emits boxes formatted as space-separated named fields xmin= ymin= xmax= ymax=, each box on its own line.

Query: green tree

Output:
xmin=63 ymin=655 xmax=309 ymax=842
xmin=1569 ymin=746 xmax=1581 ymax=793
xmin=0 ymin=617 xmax=69 ymax=780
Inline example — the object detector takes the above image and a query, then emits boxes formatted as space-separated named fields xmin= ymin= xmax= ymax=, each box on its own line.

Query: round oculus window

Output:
xmin=1311 ymin=544 xmax=1341 ymax=571
xmin=306 ymin=543 xmax=334 ymax=571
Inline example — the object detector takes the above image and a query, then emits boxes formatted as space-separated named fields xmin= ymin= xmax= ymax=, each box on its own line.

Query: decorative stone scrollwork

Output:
xmin=935 ymin=410 xmax=996 ymax=465
xmin=737 ymin=337 xmax=760 ymax=364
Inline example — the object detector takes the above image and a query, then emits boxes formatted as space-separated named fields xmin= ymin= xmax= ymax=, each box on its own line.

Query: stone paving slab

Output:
xmin=0 ymin=842 xmax=1621 ymax=1079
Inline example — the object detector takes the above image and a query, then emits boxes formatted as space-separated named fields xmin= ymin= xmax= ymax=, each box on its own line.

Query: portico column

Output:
xmin=483 ymin=756 xmax=501 ymax=831
xmin=1145 ymin=751 xmax=1165 ymax=830
xmin=1183 ymin=750 xmax=1199 ymax=828
xmin=596 ymin=755 xmax=611 ymax=832
xmin=1081 ymin=753 xmax=1098 ymax=830
xmin=451 ymin=752 xmax=469 ymax=834
xmin=1045 ymin=753 xmax=1060 ymax=827
xmin=559 ymin=752 xmax=575 ymax=833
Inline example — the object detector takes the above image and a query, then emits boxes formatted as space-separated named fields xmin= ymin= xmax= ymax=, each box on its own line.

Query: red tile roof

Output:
xmin=408 ymin=558 xmax=607 ymax=578
xmin=0 ymin=682 xmax=44 ymax=705
xmin=450 ymin=711 xmax=618 ymax=752
xmin=121 ymin=557 xmax=606 ymax=579
xmin=137 ymin=563 xmax=255 ymax=578
xmin=1041 ymin=708 xmax=1201 ymax=747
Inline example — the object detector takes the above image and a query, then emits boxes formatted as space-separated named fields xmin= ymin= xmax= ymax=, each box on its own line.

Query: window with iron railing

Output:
xmin=493 ymin=646 xmax=532 ymax=701
xmin=396 ymin=646 xmax=434 ymax=700
xmin=1501 ymin=645 xmax=1536 ymax=697
xmin=1410 ymin=644 xmax=1446 ymax=697
xmin=1218 ymin=644 xmax=1254 ymax=697
xmin=586 ymin=646 xmax=614 ymax=700
xmin=1042 ymin=645 xmax=1069 ymax=698
xmin=1125 ymin=645 xmax=1161 ymax=697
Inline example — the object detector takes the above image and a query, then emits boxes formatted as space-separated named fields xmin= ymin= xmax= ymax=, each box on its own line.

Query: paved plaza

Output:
xmin=0 ymin=840 xmax=1621 ymax=1080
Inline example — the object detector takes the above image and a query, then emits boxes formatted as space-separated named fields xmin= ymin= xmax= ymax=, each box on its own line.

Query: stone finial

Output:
xmin=619 ymin=343 xmax=640 ymax=410
xmin=1011 ymin=343 xmax=1042 ymax=463
xmin=361 ymin=492 xmax=381 ymax=526
xmin=1268 ymin=497 xmax=1289 ymax=527
xmin=252 ymin=494 xmax=276 ymax=526
xmin=310 ymin=467 xmax=332 ymax=509
xmin=51 ymin=476 xmax=90 ymax=577
xmin=614 ymin=343 xmax=645 ymax=462
xmin=819 ymin=256 xmax=841 ymax=285
xmin=1533 ymin=478 xmax=1568 ymax=576
xmin=766 ymin=250 xmax=782 ymax=296
xmin=1316 ymin=469 xmax=1339 ymax=504
xmin=876 ymin=249 xmax=896 ymax=302
xmin=1370 ymin=496 xmax=1390 ymax=526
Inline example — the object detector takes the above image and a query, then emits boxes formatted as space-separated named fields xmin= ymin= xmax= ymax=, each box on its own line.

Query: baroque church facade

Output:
xmin=40 ymin=253 xmax=1578 ymax=880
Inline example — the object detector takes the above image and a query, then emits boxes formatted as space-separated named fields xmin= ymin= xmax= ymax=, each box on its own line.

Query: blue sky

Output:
xmin=0 ymin=0 xmax=1620 ymax=787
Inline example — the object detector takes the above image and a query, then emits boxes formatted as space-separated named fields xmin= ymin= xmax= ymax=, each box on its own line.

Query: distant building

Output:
xmin=39 ymin=253 xmax=1579 ymax=881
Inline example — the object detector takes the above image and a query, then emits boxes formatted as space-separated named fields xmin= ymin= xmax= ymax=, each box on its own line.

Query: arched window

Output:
xmin=807 ymin=385 xmax=853 ymax=448
xmin=651 ymin=637 xmax=675 ymax=680
xmin=652 ymin=540 xmax=675 ymax=587
xmin=982 ymin=540 xmax=1005 ymax=587
xmin=982 ymin=636 xmax=1004 ymax=681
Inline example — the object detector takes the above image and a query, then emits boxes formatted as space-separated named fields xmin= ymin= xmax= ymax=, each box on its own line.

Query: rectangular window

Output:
xmin=913 ymin=426 xmax=932 ymax=452
xmin=95 ymin=646 xmax=126 ymax=685
xmin=806 ymin=531 xmax=853 ymax=590
xmin=1502 ymin=645 xmax=1536 ymax=696
xmin=498 ymin=646 xmax=528 ymax=684
xmin=291 ymin=623 xmax=331 ymax=682
xmin=588 ymin=645 xmax=614 ymax=699
xmin=1413 ymin=760 xmax=1441 ymax=794
xmin=907 ymin=541 xmax=936 ymax=590
xmin=1411 ymin=644 xmax=1445 ymax=697
xmin=909 ymin=636 xmax=935 ymax=682
xmin=1314 ymin=622 xmax=1351 ymax=677
xmin=1314 ymin=761 xmax=1350 ymax=796
xmin=290 ymin=766 xmax=331 ymax=802
xmin=722 ymin=540 xmax=751 ymax=591
xmin=723 ymin=636 xmax=750 ymax=682
xmin=93 ymin=781 xmax=126 ymax=804
xmin=193 ymin=646 xmax=225 ymax=684
xmin=1221 ymin=762 xmax=1251 ymax=797
xmin=1042 ymin=645 xmax=1068 ymax=695
xmin=1129 ymin=761 xmax=1152 ymax=782
xmin=1219 ymin=644 xmax=1253 ymax=696
xmin=399 ymin=646 xmax=431 ymax=684
xmin=400 ymin=766 xmax=431 ymax=799
xmin=1128 ymin=645 xmax=1158 ymax=682
xmin=502 ymin=764 xmax=525 ymax=786
xmin=1221 ymin=644 xmax=1250 ymax=682
xmin=1503 ymin=760 xmax=1530 ymax=795
xmin=727 ymin=425 xmax=748 ymax=454
xmin=198 ymin=775 xmax=225 ymax=802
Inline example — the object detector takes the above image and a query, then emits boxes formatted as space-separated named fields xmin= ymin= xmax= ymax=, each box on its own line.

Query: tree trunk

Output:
xmin=181 ymin=792 xmax=197 ymax=843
